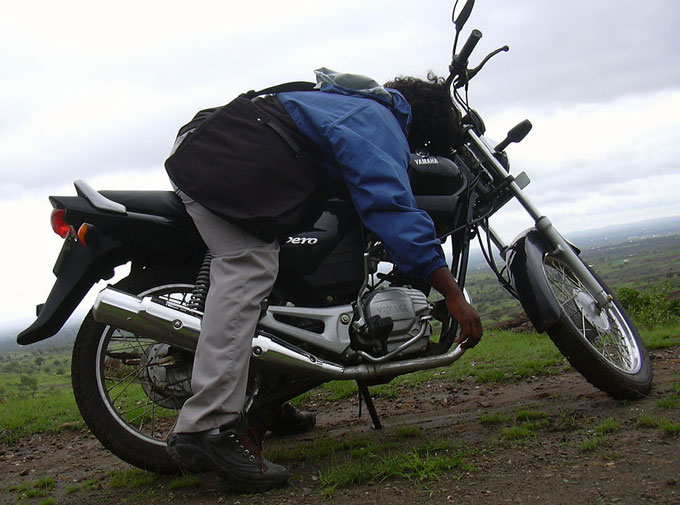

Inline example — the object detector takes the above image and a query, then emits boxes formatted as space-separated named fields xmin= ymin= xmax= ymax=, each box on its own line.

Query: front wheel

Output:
xmin=542 ymin=255 xmax=652 ymax=399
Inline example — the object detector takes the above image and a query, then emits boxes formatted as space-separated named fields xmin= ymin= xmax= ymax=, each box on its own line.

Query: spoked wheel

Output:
xmin=72 ymin=267 xmax=197 ymax=473
xmin=542 ymin=255 xmax=652 ymax=399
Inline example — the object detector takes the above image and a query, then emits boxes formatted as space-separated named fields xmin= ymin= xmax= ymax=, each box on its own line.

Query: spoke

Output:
xmin=597 ymin=326 xmax=630 ymax=368
xmin=106 ymin=362 xmax=145 ymax=389
xmin=117 ymin=401 xmax=149 ymax=418
xmin=544 ymin=257 xmax=640 ymax=373
xmin=95 ymin=282 xmax=193 ymax=444
xmin=109 ymin=362 xmax=147 ymax=404
xmin=580 ymin=310 xmax=587 ymax=340
xmin=135 ymin=400 xmax=154 ymax=429
xmin=160 ymin=377 xmax=192 ymax=389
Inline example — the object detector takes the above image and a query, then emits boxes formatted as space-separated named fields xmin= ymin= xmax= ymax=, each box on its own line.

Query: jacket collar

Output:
xmin=314 ymin=67 xmax=411 ymax=135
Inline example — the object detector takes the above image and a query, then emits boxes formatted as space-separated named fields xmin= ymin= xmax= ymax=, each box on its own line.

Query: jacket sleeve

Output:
xmin=325 ymin=101 xmax=447 ymax=279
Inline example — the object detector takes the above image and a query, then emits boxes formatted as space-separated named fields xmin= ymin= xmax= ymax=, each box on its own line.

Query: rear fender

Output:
xmin=18 ymin=185 xmax=205 ymax=345
xmin=506 ymin=228 xmax=563 ymax=333
xmin=16 ymin=235 xmax=127 ymax=345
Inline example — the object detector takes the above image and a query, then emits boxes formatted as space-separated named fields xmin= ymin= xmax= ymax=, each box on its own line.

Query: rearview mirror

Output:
xmin=453 ymin=0 xmax=475 ymax=31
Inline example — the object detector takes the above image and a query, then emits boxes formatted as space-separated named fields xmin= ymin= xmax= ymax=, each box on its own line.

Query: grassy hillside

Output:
xmin=466 ymin=231 xmax=680 ymax=324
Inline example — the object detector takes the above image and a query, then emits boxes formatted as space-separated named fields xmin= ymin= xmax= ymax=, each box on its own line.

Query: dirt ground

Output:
xmin=1 ymin=347 xmax=678 ymax=505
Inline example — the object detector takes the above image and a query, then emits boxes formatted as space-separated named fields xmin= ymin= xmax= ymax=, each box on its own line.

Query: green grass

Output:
xmin=515 ymin=409 xmax=549 ymax=422
xmin=0 ymin=348 xmax=81 ymax=443
xmin=595 ymin=418 xmax=620 ymax=436
xmin=660 ymin=421 xmax=680 ymax=437
xmin=266 ymin=435 xmax=396 ymax=462
xmin=580 ymin=418 xmax=621 ymax=452
xmin=319 ymin=442 xmax=473 ymax=497
xmin=636 ymin=413 xmax=660 ymax=428
xmin=479 ymin=412 xmax=511 ymax=425
xmin=657 ymin=397 xmax=679 ymax=410
xmin=580 ymin=435 xmax=606 ymax=452
xmin=65 ymin=477 xmax=101 ymax=494
xmin=502 ymin=424 xmax=537 ymax=442
xmin=636 ymin=410 xmax=680 ymax=438
xmin=107 ymin=469 xmax=156 ymax=489
xmin=7 ymin=475 xmax=55 ymax=499
xmin=395 ymin=425 xmax=422 ymax=438
xmin=559 ymin=410 xmax=585 ymax=430
xmin=169 ymin=475 xmax=203 ymax=490
xmin=671 ymin=383 xmax=680 ymax=396
xmin=641 ymin=324 xmax=680 ymax=350
xmin=0 ymin=387 xmax=80 ymax=443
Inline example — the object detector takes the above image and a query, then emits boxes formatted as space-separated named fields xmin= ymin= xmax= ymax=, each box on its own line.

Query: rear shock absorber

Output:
xmin=189 ymin=251 xmax=212 ymax=312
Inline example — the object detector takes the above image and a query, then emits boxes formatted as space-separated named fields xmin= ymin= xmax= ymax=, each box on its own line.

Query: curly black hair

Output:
xmin=385 ymin=73 xmax=464 ymax=157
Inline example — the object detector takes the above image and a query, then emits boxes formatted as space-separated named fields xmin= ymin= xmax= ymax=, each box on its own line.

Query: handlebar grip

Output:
xmin=456 ymin=29 xmax=482 ymax=66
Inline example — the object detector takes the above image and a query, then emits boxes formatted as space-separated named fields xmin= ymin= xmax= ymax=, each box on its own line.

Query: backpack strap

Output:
xmin=240 ymin=81 xmax=317 ymax=99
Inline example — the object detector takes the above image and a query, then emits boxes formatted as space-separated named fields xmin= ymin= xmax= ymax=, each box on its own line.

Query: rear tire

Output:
xmin=542 ymin=255 xmax=652 ymax=399
xmin=71 ymin=266 xmax=196 ymax=474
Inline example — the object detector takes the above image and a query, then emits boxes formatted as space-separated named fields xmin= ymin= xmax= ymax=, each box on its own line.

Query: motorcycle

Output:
xmin=16 ymin=0 xmax=652 ymax=474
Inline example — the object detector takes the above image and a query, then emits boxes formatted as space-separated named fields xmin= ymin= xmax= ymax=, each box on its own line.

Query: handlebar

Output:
xmin=458 ymin=29 xmax=482 ymax=65
xmin=449 ymin=29 xmax=482 ymax=82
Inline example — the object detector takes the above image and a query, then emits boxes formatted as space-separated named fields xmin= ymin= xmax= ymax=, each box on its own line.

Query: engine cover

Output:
xmin=363 ymin=287 xmax=429 ymax=336
xmin=359 ymin=287 xmax=431 ymax=356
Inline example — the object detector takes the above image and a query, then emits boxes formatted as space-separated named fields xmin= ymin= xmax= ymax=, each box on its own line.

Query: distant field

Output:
xmin=466 ymin=232 xmax=680 ymax=324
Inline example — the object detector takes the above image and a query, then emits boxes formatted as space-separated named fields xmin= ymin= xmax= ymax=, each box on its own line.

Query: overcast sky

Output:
xmin=1 ymin=0 xmax=679 ymax=332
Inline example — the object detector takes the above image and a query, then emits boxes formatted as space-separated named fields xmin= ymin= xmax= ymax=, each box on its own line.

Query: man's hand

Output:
xmin=429 ymin=267 xmax=483 ymax=349
xmin=446 ymin=296 xmax=483 ymax=349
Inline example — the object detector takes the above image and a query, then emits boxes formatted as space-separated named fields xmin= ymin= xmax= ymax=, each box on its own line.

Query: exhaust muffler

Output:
xmin=93 ymin=287 xmax=201 ymax=351
xmin=93 ymin=287 xmax=466 ymax=381
xmin=92 ymin=287 xmax=345 ymax=376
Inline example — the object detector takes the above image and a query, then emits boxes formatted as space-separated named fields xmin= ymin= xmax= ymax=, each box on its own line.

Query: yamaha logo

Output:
xmin=413 ymin=157 xmax=438 ymax=165
xmin=286 ymin=236 xmax=318 ymax=245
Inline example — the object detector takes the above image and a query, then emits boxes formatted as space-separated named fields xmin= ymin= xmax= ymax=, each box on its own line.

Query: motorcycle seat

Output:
xmin=99 ymin=190 xmax=190 ymax=221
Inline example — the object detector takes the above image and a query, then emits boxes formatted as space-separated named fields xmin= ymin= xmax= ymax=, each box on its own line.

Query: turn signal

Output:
xmin=77 ymin=223 xmax=99 ymax=246
xmin=50 ymin=209 xmax=74 ymax=238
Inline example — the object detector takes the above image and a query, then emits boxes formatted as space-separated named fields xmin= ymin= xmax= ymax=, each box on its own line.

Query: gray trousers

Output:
xmin=174 ymin=191 xmax=280 ymax=433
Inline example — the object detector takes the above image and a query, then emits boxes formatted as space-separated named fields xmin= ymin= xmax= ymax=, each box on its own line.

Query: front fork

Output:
xmin=468 ymin=130 xmax=612 ymax=310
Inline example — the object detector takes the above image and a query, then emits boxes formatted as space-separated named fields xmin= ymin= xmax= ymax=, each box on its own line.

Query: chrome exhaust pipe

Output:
xmin=93 ymin=287 xmax=201 ymax=352
xmin=93 ymin=287 xmax=466 ymax=380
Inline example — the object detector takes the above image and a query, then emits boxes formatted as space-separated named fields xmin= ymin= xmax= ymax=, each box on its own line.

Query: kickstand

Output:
xmin=357 ymin=381 xmax=382 ymax=429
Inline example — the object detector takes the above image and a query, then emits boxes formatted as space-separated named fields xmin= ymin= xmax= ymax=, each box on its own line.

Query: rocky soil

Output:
xmin=1 ymin=347 xmax=679 ymax=505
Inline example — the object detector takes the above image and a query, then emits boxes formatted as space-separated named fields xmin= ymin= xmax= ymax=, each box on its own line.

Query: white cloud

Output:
xmin=1 ymin=0 xmax=679 ymax=329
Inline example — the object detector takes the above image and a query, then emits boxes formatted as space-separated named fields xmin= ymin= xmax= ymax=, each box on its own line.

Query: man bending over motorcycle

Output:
xmin=165 ymin=68 xmax=482 ymax=491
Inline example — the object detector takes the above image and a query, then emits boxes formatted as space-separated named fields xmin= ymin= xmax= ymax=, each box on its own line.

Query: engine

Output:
xmin=351 ymin=287 xmax=432 ymax=358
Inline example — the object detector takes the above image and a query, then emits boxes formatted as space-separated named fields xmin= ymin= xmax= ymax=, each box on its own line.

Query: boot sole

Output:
xmin=167 ymin=436 xmax=289 ymax=492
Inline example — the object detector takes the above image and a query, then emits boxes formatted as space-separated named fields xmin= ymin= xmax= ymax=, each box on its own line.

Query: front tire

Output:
xmin=71 ymin=266 xmax=196 ymax=474
xmin=542 ymin=255 xmax=652 ymax=399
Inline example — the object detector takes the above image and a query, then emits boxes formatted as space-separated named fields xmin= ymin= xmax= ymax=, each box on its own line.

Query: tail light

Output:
xmin=50 ymin=208 xmax=75 ymax=238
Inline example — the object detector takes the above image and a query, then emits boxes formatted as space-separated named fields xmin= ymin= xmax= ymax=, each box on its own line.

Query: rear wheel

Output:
xmin=542 ymin=255 xmax=652 ymax=399
xmin=71 ymin=266 xmax=196 ymax=474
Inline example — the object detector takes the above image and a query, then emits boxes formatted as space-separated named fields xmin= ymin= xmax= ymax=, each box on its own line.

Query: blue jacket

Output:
xmin=277 ymin=82 xmax=447 ymax=280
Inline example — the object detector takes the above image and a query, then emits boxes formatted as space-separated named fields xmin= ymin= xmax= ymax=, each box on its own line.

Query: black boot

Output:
xmin=167 ymin=418 xmax=290 ymax=491
xmin=271 ymin=402 xmax=316 ymax=436
xmin=249 ymin=402 xmax=317 ymax=439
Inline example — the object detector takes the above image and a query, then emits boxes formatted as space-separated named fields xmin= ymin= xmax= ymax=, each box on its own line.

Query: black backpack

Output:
xmin=165 ymin=82 xmax=326 ymax=241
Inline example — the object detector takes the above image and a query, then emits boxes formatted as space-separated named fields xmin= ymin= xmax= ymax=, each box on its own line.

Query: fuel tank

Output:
xmin=277 ymin=198 xmax=365 ymax=305
xmin=408 ymin=153 xmax=467 ymax=236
